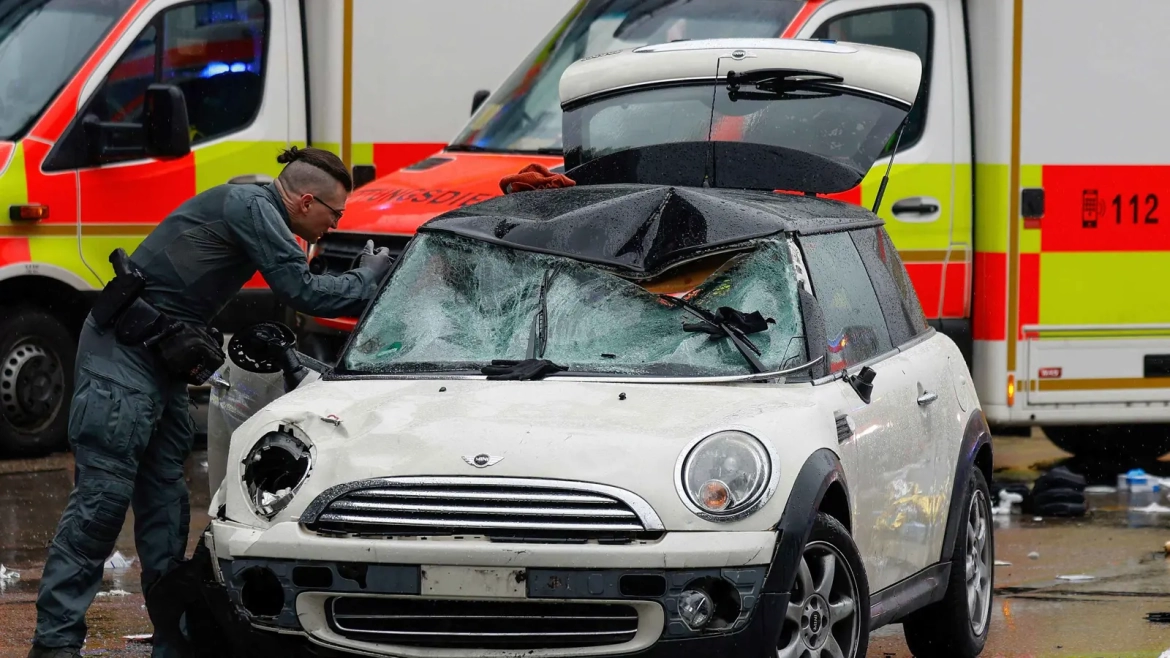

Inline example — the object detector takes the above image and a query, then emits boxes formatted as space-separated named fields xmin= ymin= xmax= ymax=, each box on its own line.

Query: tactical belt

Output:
xmin=91 ymin=249 xmax=226 ymax=386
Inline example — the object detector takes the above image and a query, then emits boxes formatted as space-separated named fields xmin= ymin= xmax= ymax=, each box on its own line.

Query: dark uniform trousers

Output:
xmin=34 ymin=315 xmax=193 ymax=654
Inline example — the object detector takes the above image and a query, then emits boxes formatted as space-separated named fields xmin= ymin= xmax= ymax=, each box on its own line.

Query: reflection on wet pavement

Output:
xmin=0 ymin=434 xmax=1167 ymax=657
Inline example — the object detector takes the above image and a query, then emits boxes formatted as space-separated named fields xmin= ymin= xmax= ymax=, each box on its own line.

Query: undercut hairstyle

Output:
xmin=276 ymin=146 xmax=353 ymax=195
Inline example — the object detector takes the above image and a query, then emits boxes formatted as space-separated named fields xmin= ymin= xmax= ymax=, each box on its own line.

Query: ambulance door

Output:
xmin=796 ymin=0 xmax=974 ymax=359
xmin=40 ymin=0 xmax=295 ymax=286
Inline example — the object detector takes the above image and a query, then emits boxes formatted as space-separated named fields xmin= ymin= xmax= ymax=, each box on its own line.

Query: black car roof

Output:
xmin=418 ymin=183 xmax=882 ymax=278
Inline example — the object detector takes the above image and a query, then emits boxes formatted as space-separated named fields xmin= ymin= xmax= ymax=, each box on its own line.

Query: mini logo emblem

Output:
xmin=809 ymin=611 xmax=822 ymax=633
xmin=463 ymin=453 xmax=503 ymax=468
xmin=732 ymin=49 xmax=746 ymax=59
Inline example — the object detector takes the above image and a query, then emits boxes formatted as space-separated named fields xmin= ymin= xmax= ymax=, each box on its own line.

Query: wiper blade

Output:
xmin=659 ymin=295 xmax=774 ymax=374
xmin=526 ymin=267 xmax=560 ymax=360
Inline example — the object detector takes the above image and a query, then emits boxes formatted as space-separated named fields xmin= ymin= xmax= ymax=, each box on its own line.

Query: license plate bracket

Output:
xmin=420 ymin=566 xmax=527 ymax=599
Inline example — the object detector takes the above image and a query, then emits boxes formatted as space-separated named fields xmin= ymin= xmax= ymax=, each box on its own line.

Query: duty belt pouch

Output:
xmin=92 ymin=271 xmax=146 ymax=329
xmin=114 ymin=298 xmax=164 ymax=345
xmin=150 ymin=323 xmax=226 ymax=386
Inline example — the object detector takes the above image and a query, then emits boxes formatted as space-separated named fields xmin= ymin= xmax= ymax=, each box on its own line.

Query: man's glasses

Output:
xmin=311 ymin=196 xmax=344 ymax=221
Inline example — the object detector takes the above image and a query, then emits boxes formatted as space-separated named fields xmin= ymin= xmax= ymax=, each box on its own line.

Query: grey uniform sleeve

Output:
xmin=233 ymin=195 xmax=379 ymax=318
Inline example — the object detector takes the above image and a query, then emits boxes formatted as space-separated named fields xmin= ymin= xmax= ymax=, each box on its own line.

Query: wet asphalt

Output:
xmin=1 ymin=429 xmax=1168 ymax=657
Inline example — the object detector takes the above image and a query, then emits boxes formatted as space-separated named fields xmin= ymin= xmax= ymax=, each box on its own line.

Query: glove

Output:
xmin=356 ymin=239 xmax=393 ymax=281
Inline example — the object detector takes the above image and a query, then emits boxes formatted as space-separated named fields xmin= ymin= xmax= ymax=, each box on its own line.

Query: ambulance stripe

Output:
xmin=23 ymin=140 xmax=77 ymax=224
xmin=1039 ymin=165 xmax=1170 ymax=252
xmin=973 ymin=251 xmax=1007 ymax=341
xmin=0 ymin=239 xmax=31 ymax=266
xmin=1018 ymin=252 xmax=1039 ymax=339
xmin=79 ymin=154 xmax=196 ymax=223
xmin=1006 ymin=0 xmax=1024 ymax=371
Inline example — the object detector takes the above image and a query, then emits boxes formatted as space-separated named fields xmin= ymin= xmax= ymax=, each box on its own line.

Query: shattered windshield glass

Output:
xmin=340 ymin=233 xmax=807 ymax=378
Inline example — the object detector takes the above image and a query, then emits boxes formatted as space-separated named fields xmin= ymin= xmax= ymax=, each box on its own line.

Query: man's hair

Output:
xmin=276 ymin=146 xmax=353 ymax=194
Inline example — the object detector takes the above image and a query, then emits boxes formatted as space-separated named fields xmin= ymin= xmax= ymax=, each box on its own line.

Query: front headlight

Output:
xmin=241 ymin=426 xmax=313 ymax=520
xmin=677 ymin=431 xmax=776 ymax=521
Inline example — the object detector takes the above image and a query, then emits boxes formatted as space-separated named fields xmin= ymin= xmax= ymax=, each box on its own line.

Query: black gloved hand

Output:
xmin=357 ymin=239 xmax=394 ymax=281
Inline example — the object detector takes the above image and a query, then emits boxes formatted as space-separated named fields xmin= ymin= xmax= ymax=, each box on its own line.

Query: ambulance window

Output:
xmin=89 ymin=25 xmax=158 ymax=124
xmin=160 ymin=0 xmax=268 ymax=144
xmin=811 ymin=5 xmax=932 ymax=153
xmin=849 ymin=226 xmax=929 ymax=345
xmin=799 ymin=232 xmax=894 ymax=371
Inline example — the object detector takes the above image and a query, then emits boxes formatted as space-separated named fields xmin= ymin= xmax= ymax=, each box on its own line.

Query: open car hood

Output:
xmin=558 ymin=38 xmax=923 ymax=194
xmin=418 ymin=183 xmax=877 ymax=278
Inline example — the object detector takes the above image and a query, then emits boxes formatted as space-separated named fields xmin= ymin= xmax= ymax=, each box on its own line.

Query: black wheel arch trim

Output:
xmin=940 ymin=409 xmax=992 ymax=563
xmin=762 ymin=447 xmax=849 ymax=595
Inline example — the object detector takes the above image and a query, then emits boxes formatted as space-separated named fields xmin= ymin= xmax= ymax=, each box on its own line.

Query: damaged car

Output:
xmin=190 ymin=38 xmax=993 ymax=658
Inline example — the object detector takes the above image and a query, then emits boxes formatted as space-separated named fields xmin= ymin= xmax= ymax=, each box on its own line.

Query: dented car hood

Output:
xmin=218 ymin=377 xmax=831 ymax=532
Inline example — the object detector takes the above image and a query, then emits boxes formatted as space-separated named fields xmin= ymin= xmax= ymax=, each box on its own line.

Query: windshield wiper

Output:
xmin=659 ymin=294 xmax=775 ymax=374
xmin=481 ymin=267 xmax=566 ymax=381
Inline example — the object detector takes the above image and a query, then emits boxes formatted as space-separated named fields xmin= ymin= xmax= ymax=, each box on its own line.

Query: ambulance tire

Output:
xmin=1043 ymin=425 xmax=1170 ymax=463
xmin=0 ymin=307 xmax=74 ymax=457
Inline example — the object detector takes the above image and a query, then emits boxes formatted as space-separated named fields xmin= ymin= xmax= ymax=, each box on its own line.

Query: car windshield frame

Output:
xmin=446 ymin=0 xmax=806 ymax=155
xmin=0 ymin=0 xmax=134 ymax=142
xmin=332 ymin=232 xmax=814 ymax=382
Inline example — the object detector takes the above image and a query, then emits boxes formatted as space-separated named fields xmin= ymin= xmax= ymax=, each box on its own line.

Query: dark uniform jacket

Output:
xmin=129 ymin=182 xmax=377 ymax=326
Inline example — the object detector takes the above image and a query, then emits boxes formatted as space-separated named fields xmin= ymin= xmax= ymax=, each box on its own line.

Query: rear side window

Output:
xmin=850 ymin=227 xmax=929 ymax=345
xmin=799 ymin=232 xmax=893 ymax=372
xmin=811 ymin=5 xmax=932 ymax=154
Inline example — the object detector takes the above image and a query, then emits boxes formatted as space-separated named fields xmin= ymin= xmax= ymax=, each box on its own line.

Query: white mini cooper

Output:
xmin=192 ymin=38 xmax=993 ymax=658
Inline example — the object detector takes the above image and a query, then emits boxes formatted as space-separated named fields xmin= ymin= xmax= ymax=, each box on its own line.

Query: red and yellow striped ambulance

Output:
xmin=306 ymin=0 xmax=1170 ymax=460
xmin=0 ymin=0 xmax=573 ymax=455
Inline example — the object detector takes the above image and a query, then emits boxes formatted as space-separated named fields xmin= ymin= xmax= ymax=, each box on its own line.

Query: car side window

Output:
xmin=849 ymin=226 xmax=929 ymax=345
xmin=85 ymin=0 xmax=267 ymax=151
xmin=799 ymin=232 xmax=893 ymax=373
xmin=811 ymin=5 xmax=932 ymax=154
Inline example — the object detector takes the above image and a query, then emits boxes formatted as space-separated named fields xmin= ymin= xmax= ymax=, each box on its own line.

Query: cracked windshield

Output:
xmin=341 ymin=233 xmax=806 ymax=376
xmin=449 ymin=0 xmax=804 ymax=153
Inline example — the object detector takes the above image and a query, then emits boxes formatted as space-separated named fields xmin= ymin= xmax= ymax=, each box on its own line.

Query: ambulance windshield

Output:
xmin=448 ymin=0 xmax=804 ymax=155
xmin=0 ymin=0 xmax=134 ymax=141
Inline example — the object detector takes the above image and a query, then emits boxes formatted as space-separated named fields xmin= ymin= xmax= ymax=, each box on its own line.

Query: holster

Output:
xmin=147 ymin=322 xmax=226 ymax=386
xmin=92 ymin=270 xmax=146 ymax=329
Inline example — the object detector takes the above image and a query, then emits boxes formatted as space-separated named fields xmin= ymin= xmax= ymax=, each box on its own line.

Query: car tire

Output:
xmin=902 ymin=467 xmax=993 ymax=658
xmin=1043 ymin=425 xmax=1170 ymax=463
xmin=0 ymin=307 xmax=75 ymax=457
xmin=777 ymin=512 xmax=870 ymax=658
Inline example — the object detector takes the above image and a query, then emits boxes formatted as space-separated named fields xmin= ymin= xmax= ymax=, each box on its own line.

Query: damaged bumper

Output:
xmin=206 ymin=521 xmax=784 ymax=657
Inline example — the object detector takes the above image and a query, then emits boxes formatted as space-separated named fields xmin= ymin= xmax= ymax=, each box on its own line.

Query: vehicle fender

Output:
xmin=939 ymin=409 xmax=992 ymax=562
xmin=761 ymin=447 xmax=849 ymax=595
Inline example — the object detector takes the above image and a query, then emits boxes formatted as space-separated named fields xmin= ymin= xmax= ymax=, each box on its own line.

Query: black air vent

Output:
xmin=404 ymin=157 xmax=453 ymax=172
xmin=835 ymin=413 xmax=852 ymax=443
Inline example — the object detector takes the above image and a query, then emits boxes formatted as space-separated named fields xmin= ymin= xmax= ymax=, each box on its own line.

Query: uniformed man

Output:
xmin=28 ymin=146 xmax=393 ymax=658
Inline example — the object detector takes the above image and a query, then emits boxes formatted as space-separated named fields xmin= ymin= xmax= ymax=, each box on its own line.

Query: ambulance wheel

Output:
xmin=0 ymin=307 xmax=74 ymax=457
xmin=1043 ymin=425 xmax=1170 ymax=462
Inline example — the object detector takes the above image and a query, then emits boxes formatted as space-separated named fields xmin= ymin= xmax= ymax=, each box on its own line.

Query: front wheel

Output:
xmin=777 ymin=513 xmax=870 ymax=658
xmin=0 ymin=307 xmax=74 ymax=457
xmin=902 ymin=467 xmax=993 ymax=658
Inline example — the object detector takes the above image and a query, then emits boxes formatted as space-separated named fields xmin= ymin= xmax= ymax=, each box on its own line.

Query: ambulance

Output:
xmin=302 ymin=0 xmax=1170 ymax=461
xmin=0 ymin=0 xmax=575 ymax=456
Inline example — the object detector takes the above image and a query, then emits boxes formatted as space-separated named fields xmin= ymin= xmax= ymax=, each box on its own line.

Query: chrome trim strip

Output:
xmin=315 ymin=513 xmax=647 ymax=533
xmin=348 ymin=488 xmax=613 ymax=504
xmin=1021 ymin=323 xmax=1170 ymax=333
xmin=329 ymin=500 xmax=639 ymax=519
xmin=300 ymin=476 xmax=665 ymax=532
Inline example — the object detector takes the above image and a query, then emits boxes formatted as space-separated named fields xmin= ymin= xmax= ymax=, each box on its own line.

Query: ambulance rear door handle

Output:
xmin=890 ymin=196 xmax=941 ymax=222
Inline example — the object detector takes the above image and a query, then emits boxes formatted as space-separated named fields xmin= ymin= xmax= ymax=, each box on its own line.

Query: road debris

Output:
xmin=1028 ymin=551 xmax=1040 ymax=560
xmin=1057 ymin=574 xmax=1095 ymax=582
xmin=104 ymin=551 xmax=135 ymax=569
xmin=95 ymin=589 xmax=131 ymax=598
xmin=1164 ymin=540 xmax=1170 ymax=556
xmin=0 ymin=564 xmax=18 ymax=582
xmin=1084 ymin=485 xmax=1117 ymax=494
xmin=994 ymin=560 xmax=1012 ymax=567
xmin=1146 ymin=612 xmax=1170 ymax=624
xmin=124 ymin=634 xmax=153 ymax=643
xmin=1130 ymin=502 xmax=1170 ymax=514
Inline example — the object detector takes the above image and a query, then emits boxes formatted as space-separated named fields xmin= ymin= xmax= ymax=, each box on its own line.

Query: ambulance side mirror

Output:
xmin=143 ymin=84 xmax=191 ymax=159
xmin=472 ymin=89 xmax=491 ymax=116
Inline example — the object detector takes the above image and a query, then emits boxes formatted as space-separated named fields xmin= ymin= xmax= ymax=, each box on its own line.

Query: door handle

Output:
xmin=891 ymin=196 xmax=941 ymax=222
xmin=917 ymin=390 xmax=938 ymax=406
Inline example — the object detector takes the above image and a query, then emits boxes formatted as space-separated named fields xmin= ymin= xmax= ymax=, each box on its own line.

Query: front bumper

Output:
xmin=207 ymin=521 xmax=784 ymax=657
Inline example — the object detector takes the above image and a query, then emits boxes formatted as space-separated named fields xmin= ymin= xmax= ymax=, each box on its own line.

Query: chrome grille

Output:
xmin=327 ymin=597 xmax=639 ymax=649
xmin=300 ymin=477 xmax=664 ymax=542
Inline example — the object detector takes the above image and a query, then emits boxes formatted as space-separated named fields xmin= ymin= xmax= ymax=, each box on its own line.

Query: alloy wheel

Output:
xmin=966 ymin=488 xmax=992 ymax=636
xmin=778 ymin=540 xmax=861 ymax=658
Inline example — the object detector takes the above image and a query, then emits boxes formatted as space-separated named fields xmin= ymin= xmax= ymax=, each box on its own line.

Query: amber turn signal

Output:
xmin=1007 ymin=374 xmax=1016 ymax=407
xmin=9 ymin=204 xmax=49 ymax=221
xmin=698 ymin=479 xmax=731 ymax=512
